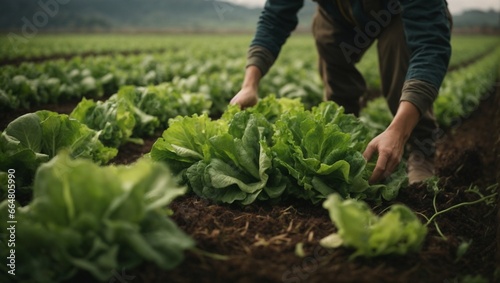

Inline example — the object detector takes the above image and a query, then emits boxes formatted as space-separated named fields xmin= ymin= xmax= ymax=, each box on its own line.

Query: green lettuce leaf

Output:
xmin=221 ymin=95 xmax=303 ymax=123
xmin=151 ymin=98 xmax=407 ymax=204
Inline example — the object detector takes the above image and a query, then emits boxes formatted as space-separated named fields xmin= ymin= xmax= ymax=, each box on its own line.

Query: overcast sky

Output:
xmin=226 ymin=0 xmax=499 ymax=14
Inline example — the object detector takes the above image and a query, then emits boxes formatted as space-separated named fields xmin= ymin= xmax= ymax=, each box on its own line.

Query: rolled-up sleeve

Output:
xmin=247 ymin=0 xmax=304 ymax=76
xmin=399 ymin=0 xmax=452 ymax=115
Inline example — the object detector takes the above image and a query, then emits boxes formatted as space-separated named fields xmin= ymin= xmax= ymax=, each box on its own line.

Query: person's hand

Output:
xmin=230 ymin=65 xmax=262 ymax=109
xmin=230 ymin=87 xmax=258 ymax=109
xmin=363 ymin=128 xmax=406 ymax=184
xmin=362 ymin=101 xmax=421 ymax=184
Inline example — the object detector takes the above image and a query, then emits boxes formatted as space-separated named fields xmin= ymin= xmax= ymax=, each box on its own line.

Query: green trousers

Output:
xmin=312 ymin=4 xmax=451 ymax=156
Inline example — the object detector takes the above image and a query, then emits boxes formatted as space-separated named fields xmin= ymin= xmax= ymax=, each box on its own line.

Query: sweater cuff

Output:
xmin=246 ymin=45 xmax=276 ymax=77
xmin=400 ymin=79 xmax=438 ymax=116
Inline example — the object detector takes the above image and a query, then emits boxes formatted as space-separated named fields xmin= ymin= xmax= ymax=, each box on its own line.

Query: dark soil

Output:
xmin=109 ymin=134 xmax=161 ymax=165
xmin=5 ymin=79 xmax=498 ymax=282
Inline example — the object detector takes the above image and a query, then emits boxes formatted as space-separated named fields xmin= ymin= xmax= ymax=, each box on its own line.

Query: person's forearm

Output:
xmin=242 ymin=65 xmax=262 ymax=90
xmin=386 ymin=101 xmax=420 ymax=142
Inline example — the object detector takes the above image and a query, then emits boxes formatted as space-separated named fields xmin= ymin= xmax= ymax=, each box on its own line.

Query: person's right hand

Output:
xmin=231 ymin=65 xmax=262 ymax=109
xmin=230 ymin=87 xmax=258 ymax=109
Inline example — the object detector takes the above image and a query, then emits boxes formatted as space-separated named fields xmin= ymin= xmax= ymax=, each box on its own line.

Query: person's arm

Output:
xmin=364 ymin=0 xmax=452 ymax=183
xmin=231 ymin=0 xmax=304 ymax=108
xmin=398 ymin=0 xmax=452 ymax=115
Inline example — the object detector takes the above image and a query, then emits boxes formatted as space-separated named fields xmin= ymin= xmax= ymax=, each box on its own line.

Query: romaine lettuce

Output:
xmin=151 ymin=98 xmax=407 ymax=204
xmin=272 ymin=102 xmax=370 ymax=203
xmin=152 ymin=112 xmax=286 ymax=204
xmin=0 ymin=153 xmax=193 ymax=282
xmin=0 ymin=111 xmax=117 ymax=199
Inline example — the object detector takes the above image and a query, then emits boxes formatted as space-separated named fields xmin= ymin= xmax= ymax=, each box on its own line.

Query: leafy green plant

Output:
xmin=0 ymin=111 xmax=117 ymax=199
xmin=152 ymin=112 xmax=287 ymax=204
xmin=272 ymin=102 xmax=405 ymax=203
xmin=0 ymin=153 xmax=194 ymax=283
xmin=272 ymin=103 xmax=369 ymax=203
xmin=152 ymin=98 xmax=407 ymax=204
xmin=320 ymin=180 xmax=498 ymax=259
xmin=320 ymin=194 xmax=427 ymax=258
xmin=71 ymin=97 xmax=137 ymax=147
xmin=70 ymin=83 xmax=214 ymax=148
xmin=117 ymin=84 xmax=211 ymax=129
xmin=150 ymin=114 xmax=227 ymax=174
xmin=436 ymin=48 xmax=500 ymax=127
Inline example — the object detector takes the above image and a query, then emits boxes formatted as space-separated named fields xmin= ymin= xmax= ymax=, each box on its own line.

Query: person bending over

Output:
xmin=230 ymin=0 xmax=452 ymax=184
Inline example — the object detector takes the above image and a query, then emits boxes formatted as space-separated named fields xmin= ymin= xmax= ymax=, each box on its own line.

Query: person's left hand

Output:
xmin=363 ymin=128 xmax=406 ymax=184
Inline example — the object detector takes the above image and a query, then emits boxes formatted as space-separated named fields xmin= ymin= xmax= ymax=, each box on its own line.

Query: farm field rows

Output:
xmin=1 ymin=35 xmax=498 ymax=115
xmin=1 ymin=34 xmax=500 ymax=283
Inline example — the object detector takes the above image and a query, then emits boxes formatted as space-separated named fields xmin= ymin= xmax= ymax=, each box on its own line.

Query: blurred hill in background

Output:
xmin=0 ymin=0 xmax=497 ymax=32
xmin=452 ymin=9 xmax=499 ymax=29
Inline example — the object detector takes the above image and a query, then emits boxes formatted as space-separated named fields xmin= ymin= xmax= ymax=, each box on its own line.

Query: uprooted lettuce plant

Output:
xmin=320 ymin=180 xmax=499 ymax=259
xmin=320 ymin=194 xmax=427 ymax=258
xmin=0 ymin=153 xmax=194 ymax=283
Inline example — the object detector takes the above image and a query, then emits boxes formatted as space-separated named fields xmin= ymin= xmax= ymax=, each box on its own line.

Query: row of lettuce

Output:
xmin=2 ymin=36 xmax=499 ymax=115
xmin=0 ymin=34 xmax=206 ymax=61
xmin=1 ymin=34 xmax=496 ymax=66
xmin=435 ymin=47 xmax=500 ymax=127
xmin=0 ymin=82 xmax=213 ymax=282
xmin=1 ymin=95 xmax=407 ymax=204
xmin=0 ymin=39 xmax=323 ymax=113
xmin=359 ymin=47 xmax=500 ymax=132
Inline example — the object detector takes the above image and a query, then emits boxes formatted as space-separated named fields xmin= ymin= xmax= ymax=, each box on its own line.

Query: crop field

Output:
xmin=1 ymin=34 xmax=499 ymax=283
